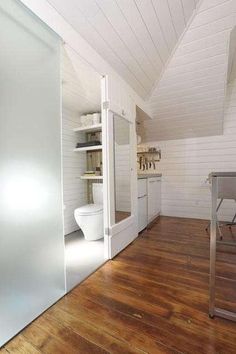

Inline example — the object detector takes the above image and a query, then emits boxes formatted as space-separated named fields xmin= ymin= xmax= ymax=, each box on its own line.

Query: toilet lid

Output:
xmin=75 ymin=204 xmax=103 ymax=216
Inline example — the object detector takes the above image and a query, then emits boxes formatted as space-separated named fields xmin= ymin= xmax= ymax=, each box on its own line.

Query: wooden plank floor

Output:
xmin=2 ymin=216 xmax=236 ymax=353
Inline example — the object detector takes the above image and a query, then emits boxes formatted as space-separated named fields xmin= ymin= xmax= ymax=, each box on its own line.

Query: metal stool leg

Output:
xmin=206 ymin=199 xmax=223 ymax=237
xmin=226 ymin=200 xmax=236 ymax=229
xmin=216 ymin=215 xmax=223 ymax=240
xmin=232 ymin=213 xmax=236 ymax=223
xmin=209 ymin=176 xmax=217 ymax=318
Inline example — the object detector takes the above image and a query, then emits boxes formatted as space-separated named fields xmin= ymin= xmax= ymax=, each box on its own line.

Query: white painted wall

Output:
xmin=140 ymin=79 xmax=236 ymax=222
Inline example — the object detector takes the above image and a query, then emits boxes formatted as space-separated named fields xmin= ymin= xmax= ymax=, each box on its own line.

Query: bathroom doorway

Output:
xmin=62 ymin=46 xmax=107 ymax=291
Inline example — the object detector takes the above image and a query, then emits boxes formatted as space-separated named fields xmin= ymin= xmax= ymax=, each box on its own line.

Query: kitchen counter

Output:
xmin=138 ymin=173 xmax=162 ymax=179
xmin=209 ymin=172 xmax=236 ymax=177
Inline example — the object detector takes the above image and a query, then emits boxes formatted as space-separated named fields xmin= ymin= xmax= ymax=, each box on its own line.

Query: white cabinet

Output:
xmin=138 ymin=178 xmax=147 ymax=197
xmin=147 ymin=177 xmax=161 ymax=223
xmin=137 ymin=176 xmax=161 ymax=232
xmin=138 ymin=179 xmax=148 ymax=232
xmin=138 ymin=196 xmax=148 ymax=232
xmin=105 ymin=74 xmax=135 ymax=122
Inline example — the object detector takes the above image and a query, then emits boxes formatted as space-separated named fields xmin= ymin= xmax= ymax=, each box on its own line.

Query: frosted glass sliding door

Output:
xmin=0 ymin=0 xmax=65 ymax=346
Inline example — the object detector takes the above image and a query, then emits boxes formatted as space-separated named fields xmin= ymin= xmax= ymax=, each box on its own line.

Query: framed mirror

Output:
xmin=113 ymin=114 xmax=132 ymax=224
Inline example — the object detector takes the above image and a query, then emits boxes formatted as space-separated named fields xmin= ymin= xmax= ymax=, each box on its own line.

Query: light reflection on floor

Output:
xmin=65 ymin=230 xmax=105 ymax=291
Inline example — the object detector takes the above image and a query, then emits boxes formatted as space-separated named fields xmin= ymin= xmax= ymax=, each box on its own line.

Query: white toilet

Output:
xmin=74 ymin=183 xmax=103 ymax=241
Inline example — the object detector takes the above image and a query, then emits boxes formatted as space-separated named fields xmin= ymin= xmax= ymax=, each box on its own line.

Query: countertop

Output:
xmin=209 ymin=172 xmax=236 ymax=177
xmin=138 ymin=173 xmax=162 ymax=179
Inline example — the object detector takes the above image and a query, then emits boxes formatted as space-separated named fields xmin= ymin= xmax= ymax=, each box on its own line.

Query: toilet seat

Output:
xmin=75 ymin=204 xmax=103 ymax=216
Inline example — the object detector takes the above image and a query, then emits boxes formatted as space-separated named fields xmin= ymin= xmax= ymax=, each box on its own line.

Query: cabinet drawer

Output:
xmin=138 ymin=179 xmax=147 ymax=197
xmin=138 ymin=195 xmax=148 ymax=232
xmin=148 ymin=177 xmax=161 ymax=183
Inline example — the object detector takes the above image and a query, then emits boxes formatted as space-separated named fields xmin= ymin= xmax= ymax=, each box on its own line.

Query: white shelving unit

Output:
xmin=73 ymin=120 xmax=103 ymax=204
xmin=73 ymin=145 xmax=103 ymax=152
xmin=73 ymin=124 xmax=102 ymax=133
xmin=80 ymin=175 xmax=103 ymax=180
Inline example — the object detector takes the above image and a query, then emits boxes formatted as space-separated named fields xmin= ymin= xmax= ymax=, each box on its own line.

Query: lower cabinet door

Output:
xmin=148 ymin=178 xmax=161 ymax=223
xmin=155 ymin=180 xmax=161 ymax=215
xmin=138 ymin=195 xmax=148 ymax=232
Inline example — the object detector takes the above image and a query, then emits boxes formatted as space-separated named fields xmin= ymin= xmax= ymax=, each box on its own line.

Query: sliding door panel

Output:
xmin=0 ymin=0 xmax=65 ymax=346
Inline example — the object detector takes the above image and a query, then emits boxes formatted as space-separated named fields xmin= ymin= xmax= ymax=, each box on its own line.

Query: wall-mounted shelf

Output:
xmin=80 ymin=175 xmax=103 ymax=180
xmin=137 ymin=149 xmax=161 ymax=161
xmin=73 ymin=124 xmax=102 ymax=133
xmin=137 ymin=151 xmax=160 ymax=154
xmin=74 ymin=145 xmax=103 ymax=152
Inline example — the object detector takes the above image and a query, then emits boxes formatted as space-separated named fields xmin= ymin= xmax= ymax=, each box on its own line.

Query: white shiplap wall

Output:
xmin=62 ymin=48 xmax=101 ymax=235
xmin=146 ymin=0 xmax=236 ymax=141
xmin=141 ymin=79 xmax=236 ymax=221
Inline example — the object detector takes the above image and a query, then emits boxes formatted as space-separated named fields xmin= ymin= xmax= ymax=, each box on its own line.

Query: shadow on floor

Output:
xmin=65 ymin=230 xmax=106 ymax=291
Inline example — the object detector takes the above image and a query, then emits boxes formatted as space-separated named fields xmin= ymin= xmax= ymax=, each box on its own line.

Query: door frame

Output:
xmin=101 ymin=76 xmax=138 ymax=259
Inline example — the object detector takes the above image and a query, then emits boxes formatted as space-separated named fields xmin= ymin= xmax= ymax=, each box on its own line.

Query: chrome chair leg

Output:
xmin=226 ymin=200 xmax=236 ymax=229
xmin=206 ymin=199 xmax=223 ymax=237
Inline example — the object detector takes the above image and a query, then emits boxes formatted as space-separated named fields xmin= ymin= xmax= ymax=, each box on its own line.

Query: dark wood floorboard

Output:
xmin=2 ymin=216 xmax=236 ymax=353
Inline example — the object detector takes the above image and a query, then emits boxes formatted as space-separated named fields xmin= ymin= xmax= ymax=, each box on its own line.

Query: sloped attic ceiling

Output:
xmin=145 ymin=0 xmax=236 ymax=141
xmin=62 ymin=46 xmax=101 ymax=114
xmin=48 ymin=0 xmax=200 ymax=98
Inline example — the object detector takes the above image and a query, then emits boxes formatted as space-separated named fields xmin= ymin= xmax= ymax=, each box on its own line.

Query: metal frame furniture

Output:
xmin=205 ymin=178 xmax=236 ymax=238
xmin=206 ymin=198 xmax=224 ymax=239
xmin=209 ymin=172 xmax=236 ymax=322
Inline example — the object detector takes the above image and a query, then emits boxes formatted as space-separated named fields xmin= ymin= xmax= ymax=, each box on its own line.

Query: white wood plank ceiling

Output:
xmin=49 ymin=0 xmax=235 ymax=141
xmin=144 ymin=0 xmax=236 ymax=141
xmin=48 ymin=0 xmax=200 ymax=98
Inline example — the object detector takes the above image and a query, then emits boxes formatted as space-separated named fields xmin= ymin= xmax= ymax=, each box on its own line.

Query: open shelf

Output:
xmin=137 ymin=151 xmax=160 ymax=154
xmin=74 ymin=145 xmax=103 ymax=152
xmin=80 ymin=175 xmax=103 ymax=180
xmin=73 ymin=124 xmax=102 ymax=133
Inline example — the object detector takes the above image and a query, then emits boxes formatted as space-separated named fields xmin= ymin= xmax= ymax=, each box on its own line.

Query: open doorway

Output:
xmin=62 ymin=46 xmax=107 ymax=291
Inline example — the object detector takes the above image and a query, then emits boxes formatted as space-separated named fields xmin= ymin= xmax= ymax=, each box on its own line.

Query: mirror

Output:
xmin=228 ymin=26 xmax=236 ymax=83
xmin=113 ymin=114 xmax=131 ymax=223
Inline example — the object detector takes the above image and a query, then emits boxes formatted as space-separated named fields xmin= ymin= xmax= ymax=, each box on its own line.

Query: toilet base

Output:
xmin=83 ymin=233 xmax=104 ymax=241
xmin=74 ymin=210 xmax=104 ymax=241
